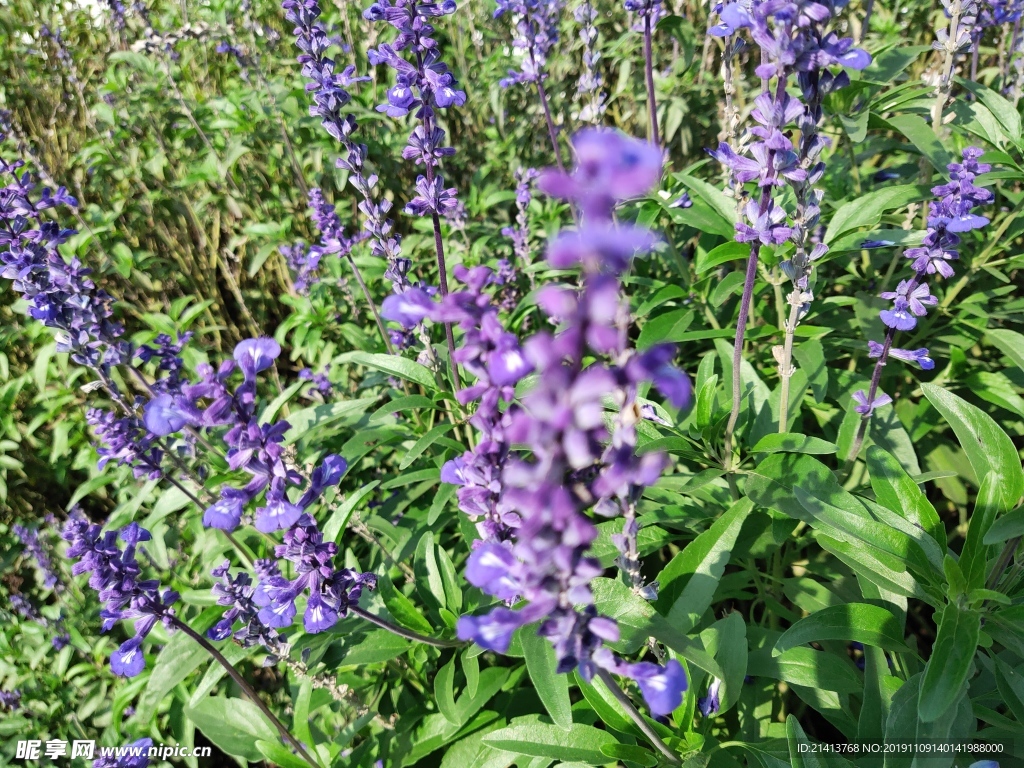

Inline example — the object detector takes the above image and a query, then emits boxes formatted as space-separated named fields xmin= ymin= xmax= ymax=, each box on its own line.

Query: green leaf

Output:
xmin=434 ymin=655 xmax=460 ymax=725
xmin=401 ymin=422 xmax=455 ymax=469
xmin=674 ymin=170 xmax=738 ymax=223
xmin=522 ymin=628 xmax=573 ymax=730
xmin=284 ymin=397 xmax=380 ymax=445
xmin=773 ymin=603 xmax=911 ymax=656
xmin=960 ymin=472 xmax=1002 ymax=588
xmin=918 ymin=603 xmax=981 ymax=722
xmin=823 ymin=184 xmax=931 ymax=243
xmin=136 ymin=625 xmax=212 ymax=723
xmin=786 ymin=715 xmax=824 ymax=768
xmin=886 ymin=114 xmax=953 ymax=173
xmin=378 ymin=571 xmax=434 ymax=635
xmin=748 ymin=628 xmax=862 ymax=693
xmin=600 ymin=743 xmax=657 ymax=766
xmin=340 ymin=351 xmax=439 ymax=391
xmin=185 ymin=697 xmax=278 ymax=761
xmin=654 ymin=499 xmax=750 ymax=631
xmin=866 ymin=446 xmax=945 ymax=548
xmin=958 ymin=79 xmax=1022 ymax=140
xmin=637 ymin=309 xmax=694 ymax=350
xmin=751 ymin=433 xmax=837 ymax=455
xmin=696 ymin=241 xmax=748 ymax=273
xmin=993 ymin=655 xmax=1024 ymax=724
xmin=256 ymin=740 xmax=313 ymax=768
xmin=439 ymin=726 xmax=516 ymax=768
xmin=922 ymin=383 xmax=1024 ymax=509
xmin=983 ymin=504 xmax=1024 ymax=544
xmin=988 ymin=328 xmax=1024 ymax=373
xmin=323 ymin=481 xmax=379 ymax=543
xmin=483 ymin=720 xmax=618 ymax=765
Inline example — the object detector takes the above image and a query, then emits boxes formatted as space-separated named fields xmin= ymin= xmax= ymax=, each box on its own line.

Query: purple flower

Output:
xmin=381 ymin=286 xmax=437 ymax=328
xmin=203 ymin=489 xmax=247 ymax=531
xmin=234 ymin=337 xmax=281 ymax=378
xmin=142 ymin=393 xmax=190 ymax=436
xmin=622 ymin=659 xmax=687 ymax=717
xmin=0 ymin=690 xmax=21 ymax=710
xmin=698 ymin=677 xmax=722 ymax=717
xmin=62 ymin=518 xmax=178 ymax=678
xmin=455 ymin=131 xmax=690 ymax=717
xmin=852 ymin=389 xmax=893 ymax=416
xmin=538 ymin=129 xmax=662 ymax=218
xmin=869 ymin=341 xmax=934 ymax=370
xmin=879 ymin=281 xmax=936 ymax=331
xmin=92 ymin=738 xmax=153 ymax=768
xmin=254 ymin=514 xmax=376 ymax=634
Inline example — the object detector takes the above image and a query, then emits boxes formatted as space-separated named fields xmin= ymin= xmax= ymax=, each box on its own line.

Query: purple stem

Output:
xmin=643 ymin=15 xmax=660 ymax=146
xmin=171 ymin=619 xmax=320 ymax=768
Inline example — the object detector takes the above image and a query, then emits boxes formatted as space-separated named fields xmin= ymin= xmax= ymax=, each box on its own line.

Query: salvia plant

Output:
xmin=1 ymin=0 xmax=1024 ymax=766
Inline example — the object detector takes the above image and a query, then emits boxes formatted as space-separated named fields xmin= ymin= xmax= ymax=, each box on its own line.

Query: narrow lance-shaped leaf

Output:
xmin=773 ymin=603 xmax=912 ymax=656
xmin=918 ymin=603 xmax=981 ymax=723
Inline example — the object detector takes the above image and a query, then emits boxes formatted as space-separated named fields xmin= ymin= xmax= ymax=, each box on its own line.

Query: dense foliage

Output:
xmin=2 ymin=0 xmax=1024 ymax=766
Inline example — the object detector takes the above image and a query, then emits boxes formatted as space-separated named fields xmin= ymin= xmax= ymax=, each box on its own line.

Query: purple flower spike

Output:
xmin=456 ymin=607 xmax=526 ymax=652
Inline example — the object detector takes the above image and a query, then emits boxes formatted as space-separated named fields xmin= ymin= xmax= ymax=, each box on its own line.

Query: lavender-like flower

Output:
xmin=0 ymin=690 xmax=21 ymax=710
xmin=12 ymin=523 xmax=60 ymax=589
xmin=624 ymin=0 xmax=665 ymax=144
xmin=254 ymin=514 xmax=376 ymax=633
xmin=62 ymin=518 xmax=178 ymax=677
xmin=0 ymin=142 xmax=128 ymax=372
xmin=363 ymin=0 xmax=467 ymax=384
xmin=493 ymin=0 xmax=567 ymax=167
xmin=496 ymin=0 xmax=565 ymax=88
xmin=208 ymin=560 xmax=286 ymax=658
xmin=281 ymin=241 xmax=320 ymax=294
xmin=93 ymin=738 xmax=153 ymax=768
xmin=847 ymin=148 xmax=991 ymax=459
xmin=501 ymin=167 xmax=539 ymax=278
xmin=439 ymin=265 xmax=534 ymax=543
xmin=455 ymin=129 xmax=691 ymax=718
xmin=708 ymin=0 xmax=870 ymax=449
xmin=574 ymin=1 xmax=606 ymax=123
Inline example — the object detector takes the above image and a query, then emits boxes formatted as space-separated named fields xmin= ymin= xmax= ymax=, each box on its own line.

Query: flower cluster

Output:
xmin=0 ymin=145 xmax=127 ymax=371
xmin=93 ymin=738 xmax=153 ymax=768
xmin=208 ymin=560 xmax=286 ymax=658
xmin=364 ymin=0 xmax=466 ymax=222
xmin=501 ymin=167 xmax=539 ymax=273
xmin=710 ymin=0 xmax=870 ymax=246
xmin=0 ymin=690 xmax=21 ymax=710
xmin=439 ymin=265 xmax=534 ymax=543
xmin=254 ymin=515 xmax=377 ymax=634
xmin=12 ymin=522 xmax=59 ymax=589
xmin=299 ymin=365 xmax=333 ymax=395
xmin=455 ymin=129 xmax=691 ymax=717
xmin=62 ymin=518 xmax=178 ymax=677
xmin=574 ymin=1 xmax=606 ymax=123
xmin=854 ymin=147 xmax=991 ymax=416
xmin=144 ymin=337 xmax=349 ymax=534
xmin=495 ymin=0 xmax=566 ymax=88
xmin=283 ymin=0 xmax=408 ymax=292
